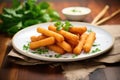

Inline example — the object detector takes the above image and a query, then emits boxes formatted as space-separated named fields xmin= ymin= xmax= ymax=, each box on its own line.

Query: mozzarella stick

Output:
xmin=57 ymin=41 xmax=72 ymax=53
xmin=30 ymin=35 xmax=47 ymax=42
xmin=48 ymin=25 xmax=79 ymax=43
xmin=66 ymin=39 xmax=78 ymax=47
xmin=83 ymin=32 xmax=96 ymax=53
xmin=30 ymin=37 xmax=55 ymax=49
xmin=69 ymin=26 xmax=87 ymax=35
xmin=73 ymin=33 xmax=88 ymax=54
xmin=47 ymin=44 xmax=65 ymax=54
xmin=37 ymin=27 xmax=64 ymax=42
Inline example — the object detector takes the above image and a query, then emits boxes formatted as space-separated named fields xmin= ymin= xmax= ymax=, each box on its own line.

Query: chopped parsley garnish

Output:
xmin=72 ymin=54 xmax=78 ymax=58
xmin=23 ymin=42 xmax=30 ymax=50
xmin=48 ymin=55 xmax=53 ymax=57
xmin=72 ymin=9 xmax=77 ymax=12
xmin=71 ymin=9 xmax=81 ymax=12
xmin=55 ymin=54 xmax=61 ymax=58
xmin=91 ymin=48 xmax=101 ymax=53
xmin=92 ymin=43 xmax=100 ymax=47
xmin=32 ymin=48 xmax=48 ymax=54
xmin=54 ymin=21 xmax=63 ymax=31
xmin=63 ymin=21 xmax=73 ymax=31
xmin=54 ymin=21 xmax=72 ymax=31
xmin=87 ymin=29 xmax=93 ymax=33
xmin=23 ymin=42 xmax=48 ymax=54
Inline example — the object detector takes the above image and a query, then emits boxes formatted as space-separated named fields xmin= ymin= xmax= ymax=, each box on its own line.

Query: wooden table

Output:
xmin=0 ymin=0 xmax=120 ymax=80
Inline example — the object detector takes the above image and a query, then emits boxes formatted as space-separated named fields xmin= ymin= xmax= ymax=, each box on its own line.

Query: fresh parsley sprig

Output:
xmin=32 ymin=48 xmax=48 ymax=54
xmin=92 ymin=43 xmax=100 ymax=47
xmin=72 ymin=54 xmax=78 ymax=58
xmin=91 ymin=48 xmax=101 ymax=53
xmin=63 ymin=21 xmax=73 ymax=31
xmin=23 ymin=42 xmax=30 ymax=50
xmin=55 ymin=54 xmax=61 ymax=58
xmin=54 ymin=21 xmax=72 ymax=31
xmin=87 ymin=29 xmax=93 ymax=33
xmin=54 ymin=21 xmax=63 ymax=31
xmin=0 ymin=0 xmax=60 ymax=35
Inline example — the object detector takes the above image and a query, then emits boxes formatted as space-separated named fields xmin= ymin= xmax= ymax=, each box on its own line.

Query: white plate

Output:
xmin=12 ymin=22 xmax=114 ymax=62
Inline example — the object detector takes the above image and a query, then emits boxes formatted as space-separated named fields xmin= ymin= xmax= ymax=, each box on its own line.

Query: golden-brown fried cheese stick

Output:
xmin=66 ymin=39 xmax=78 ymax=48
xmin=37 ymin=27 xmax=64 ymax=42
xmin=69 ymin=26 xmax=87 ymax=35
xmin=30 ymin=35 xmax=47 ymax=42
xmin=83 ymin=32 xmax=96 ymax=53
xmin=73 ymin=33 xmax=88 ymax=54
xmin=80 ymin=33 xmax=89 ymax=41
xmin=48 ymin=25 xmax=79 ymax=43
xmin=57 ymin=41 xmax=72 ymax=53
xmin=47 ymin=44 xmax=65 ymax=54
xmin=30 ymin=37 xmax=55 ymax=49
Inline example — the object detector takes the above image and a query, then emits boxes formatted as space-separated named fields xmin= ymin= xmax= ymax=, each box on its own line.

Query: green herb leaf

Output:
xmin=38 ymin=1 xmax=50 ymax=9
xmin=63 ymin=21 xmax=72 ymax=31
xmin=92 ymin=43 xmax=100 ymax=47
xmin=72 ymin=9 xmax=77 ymax=12
xmin=54 ymin=21 xmax=63 ymax=31
xmin=54 ymin=21 xmax=72 ymax=31
xmin=72 ymin=54 xmax=78 ymax=58
xmin=91 ymin=48 xmax=101 ymax=53
xmin=7 ymin=22 xmax=22 ymax=35
xmin=41 ymin=13 xmax=51 ymax=22
xmin=12 ymin=0 xmax=20 ymax=9
xmin=55 ymin=54 xmax=61 ymax=58
xmin=54 ymin=21 xmax=62 ymax=26
xmin=56 ymin=25 xmax=63 ymax=31
xmin=23 ymin=42 xmax=30 ymax=50
xmin=48 ymin=9 xmax=60 ymax=19
xmin=0 ymin=0 xmax=60 ymax=36
xmin=71 ymin=9 xmax=81 ymax=12
xmin=32 ymin=48 xmax=48 ymax=54
xmin=87 ymin=29 xmax=93 ymax=33
xmin=23 ymin=19 xmax=40 ymax=27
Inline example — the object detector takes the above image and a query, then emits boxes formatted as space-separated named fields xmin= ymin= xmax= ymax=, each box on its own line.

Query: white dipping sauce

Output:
xmin=63 ymin=7 xmax=91 ymax=15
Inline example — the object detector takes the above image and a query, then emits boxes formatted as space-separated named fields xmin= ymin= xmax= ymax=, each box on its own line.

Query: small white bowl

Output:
xmin=62 ymin=7 xmax=91 ymax=21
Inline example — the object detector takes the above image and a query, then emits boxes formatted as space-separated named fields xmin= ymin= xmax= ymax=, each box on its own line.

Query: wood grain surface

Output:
xmin=0 ymin=0 xmax=120 ymax=80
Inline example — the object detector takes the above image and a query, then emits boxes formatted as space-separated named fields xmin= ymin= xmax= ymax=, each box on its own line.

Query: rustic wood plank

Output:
xmin=0 ymin=3 xmax=6 ymax=23
xmin=0 ymin=61 xmax=66 ymax=80
xmin=0 ymin=3 xmax=6 ymax=13
xmin=0 ymin=35 xmax=11 ymax=68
